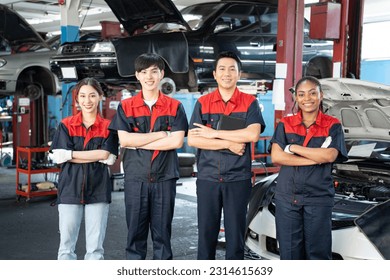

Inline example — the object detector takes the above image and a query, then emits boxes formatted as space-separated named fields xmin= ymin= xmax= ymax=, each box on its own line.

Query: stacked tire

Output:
xmin=178 ymin=153 xmax=196 ymax=178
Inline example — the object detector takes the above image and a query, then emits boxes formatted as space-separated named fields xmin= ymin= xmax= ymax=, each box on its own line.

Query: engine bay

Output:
xmin=332 ymin=163 xmax=390 ymax=202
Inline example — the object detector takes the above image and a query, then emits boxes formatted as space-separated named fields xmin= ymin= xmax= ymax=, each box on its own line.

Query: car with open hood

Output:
xmin=245 ymin=78 xmax=390 ymax=260
xmin=0 ymin=4 xmax=60 ymax=99
xmin=0 ymin=4 xmax=101 ymax=99
xmin=49 ymin=0 xmax=333 ymax=94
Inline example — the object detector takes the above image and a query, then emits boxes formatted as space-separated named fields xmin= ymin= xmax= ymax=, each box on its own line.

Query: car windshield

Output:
xmin=145 ymin=23 xmax=187 ymax=33
xmin=345 ymin=139 xmax=390 ymax=161
xmin=144 ymin=3 xmax=224 ymax=33
xmin=181 ymin=3 xmax=225 ymax=30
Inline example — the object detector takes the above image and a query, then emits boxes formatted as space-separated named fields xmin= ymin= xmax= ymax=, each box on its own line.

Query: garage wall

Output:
xmin=361 ymin=59 xmax=390 ymax=85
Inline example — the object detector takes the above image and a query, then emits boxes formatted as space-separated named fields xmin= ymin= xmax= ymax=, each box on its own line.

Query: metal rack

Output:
xmin=16 ymin=146 xmax=60 ymax=201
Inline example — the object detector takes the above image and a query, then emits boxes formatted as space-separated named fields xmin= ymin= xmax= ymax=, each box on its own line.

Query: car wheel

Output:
xmin=304 ymin=56 xmax=332 ymax=78
xmin=178 ymin=153 xmax=196 ymax=167
xmin=187 ymin=61 xmax=198 ymax=92
xmin=160 ymin=77 xmax=176 ymax=96
xmin=23 ymin=83 xmax=43 ymax=100
xmin=179 ymin=166 xmax=194 ymax=177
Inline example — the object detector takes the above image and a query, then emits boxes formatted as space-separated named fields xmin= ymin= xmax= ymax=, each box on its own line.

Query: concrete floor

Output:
xmin=0 ymin=166 xmax=229 ymax=260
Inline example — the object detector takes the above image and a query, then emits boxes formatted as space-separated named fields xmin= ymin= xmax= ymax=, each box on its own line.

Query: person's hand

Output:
xmin=321 ymin=136 xmax=332 ymax=148
xmin=228 ymin=142 xmax=245 ymax=156
xmin=99 ymin=154 xmax=117 ymax=165
xmin=190 ymin=123 xmax=217 ymax=138
xmin=284 ymin=144 xmax=294 ymax=154
xmin=52 ymin=149 xmax=72 ymax=164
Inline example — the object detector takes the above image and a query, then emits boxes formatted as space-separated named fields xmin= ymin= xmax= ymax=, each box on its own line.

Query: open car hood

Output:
xmin=355 ymin=199 xmax=390 ymax=259
xmin=321 ymin=78 xmax=390 ymax=141
xmin=0 ymin=4 xmax=47 ymax=51
xmin=104 ymin=0 xmax=189 ymax=35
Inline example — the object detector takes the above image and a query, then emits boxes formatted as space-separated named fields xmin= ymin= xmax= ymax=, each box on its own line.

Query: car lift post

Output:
xmin=335 ymin=0 xmax=364 ymax=79
xmin=274 ymin=0 xmax=364 ymax=123
xmin=308 ymin=0 xmax=364 ymax=79
xmin=273 ymin=0 xmax=304 ymax=123
xmin=59 ymin=0 xmax=81 ymax=118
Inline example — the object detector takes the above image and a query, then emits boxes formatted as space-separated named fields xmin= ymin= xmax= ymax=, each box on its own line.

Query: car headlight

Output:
xmin=57 ymin=46 xmax=63 ymax=54
xmin=90 ymin=42 xmax=115 ymax=53
xmin=0 ymin=58 xmax=7 ymax=68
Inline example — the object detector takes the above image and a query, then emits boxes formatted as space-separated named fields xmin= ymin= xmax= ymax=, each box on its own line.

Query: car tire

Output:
xmin=187 ymin=61 xmax=198 ymax=92
xmin=23 ymin=83 xmax=43 ymax=100
xmin=178 ymin=153 xmax=196 ymax=167
xmin=304 ymin=56 xmax=332 ymax=78
xmin=179 ymin=166 xmax=194 ymax=178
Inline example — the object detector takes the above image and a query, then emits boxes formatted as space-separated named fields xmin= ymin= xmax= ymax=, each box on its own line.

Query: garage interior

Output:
xmin=0 ymin=0 xmax=389 ymax=261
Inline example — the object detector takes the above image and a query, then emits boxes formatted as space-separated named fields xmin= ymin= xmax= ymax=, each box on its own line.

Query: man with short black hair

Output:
xmin=188 ymin=51 xmax=265 ymax=259
xmin=109 ymin=53 xmax=188 ymax=260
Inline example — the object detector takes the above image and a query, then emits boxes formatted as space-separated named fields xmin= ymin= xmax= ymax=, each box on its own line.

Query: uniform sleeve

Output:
xmin=189 ymin=101 xmax=202 ymax=130
xmin=50 ymin=122 xmax=74 ymax=151
xmin=101 ymin=129 xmax=119 ymax=156
xmin=269 ymin=121 xmax=287 ymax=153
xmin=246 ymin=99 xmax=266 ymax=133
xmin=328 ymin=123 xmax=348 ymax=162
xmin=108 ymin=103 xmax=132 ymax=133
xmin=171 ymin=103 xmax=189 ymax=134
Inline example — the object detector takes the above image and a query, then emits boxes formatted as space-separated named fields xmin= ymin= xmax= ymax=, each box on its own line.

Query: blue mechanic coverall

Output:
xmin=109 ymin=91 xmax=188 ymax=260
xmin=270 ymin=111 xmax=348 ymax=259
xmin=189 ymin=87 xmax=265 ymax=260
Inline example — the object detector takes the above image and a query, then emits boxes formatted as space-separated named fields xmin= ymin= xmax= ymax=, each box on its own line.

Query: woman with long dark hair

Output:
xmin=51 ymin=78 xmax=118 ymax=260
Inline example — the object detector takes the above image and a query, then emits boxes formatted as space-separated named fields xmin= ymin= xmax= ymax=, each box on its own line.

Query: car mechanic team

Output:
xmin=51 ymin=51 xmax=347 ymax=260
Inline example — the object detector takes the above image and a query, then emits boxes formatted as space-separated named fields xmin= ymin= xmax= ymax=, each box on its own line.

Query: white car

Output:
xmin=246 ymin=78 xmax=390 ymax=260
xmin=0 ymin=4 xmax=60 ymax=99
xmin=0 ymin=4 xmax=100 ymax=99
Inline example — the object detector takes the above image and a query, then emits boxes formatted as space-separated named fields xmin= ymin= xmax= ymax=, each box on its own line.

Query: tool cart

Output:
xmin=16 ymin=146 xmax=60 ymax=201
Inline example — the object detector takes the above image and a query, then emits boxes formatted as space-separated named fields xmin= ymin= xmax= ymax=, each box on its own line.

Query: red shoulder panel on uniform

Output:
xmin=61 ymin=113 xmax=111 ymax=145
xmin=198 ymin=89 xmax=256 ymax=115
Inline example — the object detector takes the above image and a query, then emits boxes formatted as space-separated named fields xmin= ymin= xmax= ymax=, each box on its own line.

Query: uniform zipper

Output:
xmin=80 ymin=125 xmax=91 ymax=204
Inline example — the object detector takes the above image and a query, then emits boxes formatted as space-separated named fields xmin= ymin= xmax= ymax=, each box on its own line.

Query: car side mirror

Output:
xmin=214 ymin=23 xmax=232 ymax=33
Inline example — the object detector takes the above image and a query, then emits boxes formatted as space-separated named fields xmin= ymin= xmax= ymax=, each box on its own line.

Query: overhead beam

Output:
xmin=33 ymin=11 xmax=117 ymax=33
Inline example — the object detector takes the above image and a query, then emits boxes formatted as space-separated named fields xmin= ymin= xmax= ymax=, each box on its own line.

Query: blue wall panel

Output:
xmin=361 ymin=60 xmax=390 ymax=85
xmin=256 ymin=92 xmax=275 ymax=154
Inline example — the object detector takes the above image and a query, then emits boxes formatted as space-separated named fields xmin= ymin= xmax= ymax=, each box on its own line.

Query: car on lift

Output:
xmin=0 ymin=4 xmax=59 ymax=99
xmin=245 ymin=78 xmax=390 ymax=260
xmin=49 ymin=0 xmax=333 ymax=94
xmin=0 ymin=4 xmax=101 ymax=99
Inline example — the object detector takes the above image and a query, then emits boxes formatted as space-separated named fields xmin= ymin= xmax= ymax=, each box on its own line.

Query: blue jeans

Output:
xmin=58 ymin=203 xmax=109 ymax=260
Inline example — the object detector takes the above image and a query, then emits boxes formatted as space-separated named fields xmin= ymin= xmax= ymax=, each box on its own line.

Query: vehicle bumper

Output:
xmin=0 ymin=79 xmax=17 ymax=94
xmin=50 ymin=55 xmax=121 ymax=83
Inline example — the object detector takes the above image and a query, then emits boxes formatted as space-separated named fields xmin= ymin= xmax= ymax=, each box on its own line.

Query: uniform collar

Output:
xmin=211 ymin=87 xmax=240 ymax=105
xmin=291 ymin=110 xmax=327 ymax=128
xmin=132 ymin=90 xmax=167 ymax=108
xmin=69 ymin=111 xmax=104 ymax=129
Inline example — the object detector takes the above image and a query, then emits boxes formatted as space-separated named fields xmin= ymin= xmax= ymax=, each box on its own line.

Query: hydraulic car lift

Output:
xmin=274 ymin=0 xmax=365 ymax=120
xmin=12 ymin=90 xmax=48 ymax=163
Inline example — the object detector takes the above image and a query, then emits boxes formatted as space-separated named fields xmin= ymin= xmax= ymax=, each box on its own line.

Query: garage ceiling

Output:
xmin=2 ymin=0 xmax=390 ymax=34
xmin=2 ymin=0 xmax=215 ymax=34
